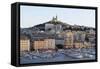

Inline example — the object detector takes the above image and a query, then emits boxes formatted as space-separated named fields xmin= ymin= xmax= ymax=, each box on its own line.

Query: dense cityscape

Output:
xmin=20 ymin=16 xmax=96 ymax=64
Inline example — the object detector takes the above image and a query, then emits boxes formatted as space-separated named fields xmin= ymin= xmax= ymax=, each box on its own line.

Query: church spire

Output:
xmin=56 ymin=15 xmax=58 ymax=21
xmin=52 ymin=15 xmax=58 ymax=22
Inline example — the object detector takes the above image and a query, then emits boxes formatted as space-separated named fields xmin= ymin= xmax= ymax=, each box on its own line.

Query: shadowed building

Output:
xmin=55 ymin=37 xmax=65 ymax=49
xmin=73 ymin=31 xmax=86 ymax=48
xmin=45 ymin=16 xmax=63 ymax=34
xmin=45 ymin=24 xmax=55 ymax=34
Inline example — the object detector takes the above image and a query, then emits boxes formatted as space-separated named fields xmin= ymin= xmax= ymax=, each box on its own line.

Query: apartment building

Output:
xmin=20 ymin=35 xmax=30 ymax=52
xmin=33 ymin=38 xmax=55 ymax=50
xmin=64 ymin=31 xmax=74 ymax=48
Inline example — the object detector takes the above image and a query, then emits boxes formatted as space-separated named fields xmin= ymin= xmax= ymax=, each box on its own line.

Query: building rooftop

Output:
xmin=20 ymin=34 xmax=30 ymax=40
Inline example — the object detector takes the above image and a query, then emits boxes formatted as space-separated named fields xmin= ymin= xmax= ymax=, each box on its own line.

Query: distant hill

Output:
xmin=21 ymin=16 xmax=95 ymax=35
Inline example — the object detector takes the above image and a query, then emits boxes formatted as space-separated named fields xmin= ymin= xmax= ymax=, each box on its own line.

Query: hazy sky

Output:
xmin=20 ymin=5 xmax=95 ymax=28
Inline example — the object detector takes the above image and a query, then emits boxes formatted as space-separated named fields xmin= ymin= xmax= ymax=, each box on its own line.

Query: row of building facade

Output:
xmin=20 ymin=31 xmax=94 ymax=52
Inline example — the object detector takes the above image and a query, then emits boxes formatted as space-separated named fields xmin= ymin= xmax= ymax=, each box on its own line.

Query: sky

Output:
xmin=20 ymin=5 xmax=95 ymax=28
